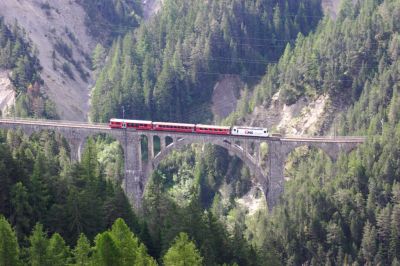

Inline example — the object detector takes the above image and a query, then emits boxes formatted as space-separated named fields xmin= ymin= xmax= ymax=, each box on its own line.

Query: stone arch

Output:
xmin=147 ymin=136 xmax=267 ymax=196
xmin=65 ymin=129 xmax=127 ymax=163
xmin=282 ymin=141 xmax=342 ymax=163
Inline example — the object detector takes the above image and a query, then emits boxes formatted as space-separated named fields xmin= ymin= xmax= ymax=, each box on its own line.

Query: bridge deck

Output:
xmin=0 ymin=118 xmax=365 ymax=143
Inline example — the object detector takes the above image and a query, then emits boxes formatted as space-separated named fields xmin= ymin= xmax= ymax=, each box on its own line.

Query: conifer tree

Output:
xmin=93 ymin=232 xmax=121 ymax=266
xmin=163 ymin=232 xmax=203 ymax=266
xmin=29 ymin=152 xmax=50 ymax=222
xmin=29 ymin=223 xmax=50 ymax=266
xmin=109 ymin=218 xmax=156 ymax=266
xmin=73 ymin=234 xmax=91 ymax=266
xmin=361 ymin=222 xmax=377 ymax=263
xmin=0 ymin=216 xmax=20 ymax=266
xmin=48 ymin=233 xmax=70 ymax=265
xmin=10 ymin=181 xmax=32 ymax=239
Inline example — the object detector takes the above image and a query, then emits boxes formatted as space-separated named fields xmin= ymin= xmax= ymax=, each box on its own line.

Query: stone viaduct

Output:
xmin=0 ymin=119 xmax=365 ymax=211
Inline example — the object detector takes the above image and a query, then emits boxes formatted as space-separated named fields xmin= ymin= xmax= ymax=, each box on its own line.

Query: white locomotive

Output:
xmin=231 ymin=126 xmax=269 ymax=137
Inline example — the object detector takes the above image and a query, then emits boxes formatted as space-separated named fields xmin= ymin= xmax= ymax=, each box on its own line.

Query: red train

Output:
xmin=109 ymin=118 xmax=269 ymax=137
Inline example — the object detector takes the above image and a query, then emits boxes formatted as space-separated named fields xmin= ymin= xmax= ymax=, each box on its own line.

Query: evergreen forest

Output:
xmin=1 ymin=0 xmax=400 ymax=265
xmin=0 ymin=18 xmax=57 ymax=118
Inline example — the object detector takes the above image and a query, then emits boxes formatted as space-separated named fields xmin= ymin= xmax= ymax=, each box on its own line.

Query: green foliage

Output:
xmin=73 ymin=234 xmax=91 ymax=266
xmin=62 ymin=62 xmax=74 ymax=80
xmin=142 ymin=144 xmax=264 ymax=265
xmin=0 ymin=17 xmax=58 ymax=119
xmin=0 ymin=129 xmax=139 ymax=247
xmin=91 ymin=0 xmax=323 ymax=123
xmin=48 ymin=233 xmax=70 ymax=265
xmin=78 ymin=0 xmax=142 ymax=45
xmin=219 ymin=2 xmax=400 ymax=265
xmin=0 ymin=216 xmax=20 ymax=266
xmin=28 ymin=223 xmax=50 ymax=266
xmin=92 ymin=43 xmax=107 ymax=71
xmin=227 ymin=0 xmax=400 ymax=125
xmin=0 ymin=18 xmax=41 ymax=93
xmin=92 ymin=218 xmax=156 ymax=266
xmin=163 ymin=232 xmax=203 ymax=266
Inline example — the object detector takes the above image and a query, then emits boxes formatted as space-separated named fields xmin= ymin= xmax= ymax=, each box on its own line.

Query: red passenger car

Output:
xmin=153 ymin=122 xmax=195 ymax=133
xmin=109 ymin=118 xmax=152 ymax=130
xmin=195 ymin=124 xmax=230 ymax=135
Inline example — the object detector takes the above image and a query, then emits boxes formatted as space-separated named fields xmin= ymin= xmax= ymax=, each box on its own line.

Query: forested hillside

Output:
xmin=228 ymin=0 xmax=399 ymax=127
xmin=0 ymin=18 xmax=57 ymax=118
xmin=224 ymin=0 xmax=400 ymax=264
xmin=91 ymin=0 xmax=323 ymax=123
xmin=78 ymin=0 xmax=142 ymax=45
xmin=2 ymin=0 xmax=400 ymax=265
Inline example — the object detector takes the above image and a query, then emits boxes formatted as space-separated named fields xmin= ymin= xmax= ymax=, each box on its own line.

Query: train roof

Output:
xmin=232 ymin=126 xmax=268 ymax=130
xmin=153 ymin=121 xmax=196 ymax=127
xmin=196 ymin=124 xmax=230 ymax=129
xmin=110 ymin=118 xmax=152 ymax=123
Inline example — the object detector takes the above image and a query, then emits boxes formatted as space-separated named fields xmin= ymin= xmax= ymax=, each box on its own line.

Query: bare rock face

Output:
xmin=322 ymin=0 xmax=341 ymax=19
xmin=0 ymin=71 xmax=15 ymax=116
xmin=248 ymin=91 xmax=331 ymax=136
xmin=0 ymin=0 xmax=95 ymax=121
xmin=212 ymin=75 xmax=244 ymax=121
xmin=142 ymin=0 xmax=163 ymax=20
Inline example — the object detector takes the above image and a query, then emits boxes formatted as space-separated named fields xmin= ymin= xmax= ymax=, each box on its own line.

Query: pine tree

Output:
xmin=73 ymin=234 xmax=91 ymax=266
xmin=0 ymin=143 xmax=16 ymax=217
xmin=109 ymin=218 xmax=156 ymax=266
xmin=93 ymin=232 xmax=121 ymax=266
xmin=377 ymin=205 xmax=392 ymax=263
xmin=29 ymin=223 xmax=50 ymax=266
xmin=360 ymin=222 xmax=377 ymax=264
xmin=81 ymin=137 xmax=100 ymax=182
xmin=10 ymin=181 xmax=32 ymax=239
xmin=0 ymin=216 xmax=20 ymax=266
xmin=29 ymin=152 xmax=50 ymax=222
xmin=48 ymin=233 xmax=70 ymax=265
xmin=390 ymin=203 xmax=400 ymax=261
xmin=92 ymin=43 xmax=106 ymax=71
xmin=163 ymin=232 xmax=203 ymax=266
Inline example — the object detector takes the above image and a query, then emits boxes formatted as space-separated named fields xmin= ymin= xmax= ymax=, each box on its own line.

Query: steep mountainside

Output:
xmin=142 ymin=0 xmax=164 ymax=19
xmin=322 ymin=0 xmax=341 ymax=18
xmin=0 ymin=0 xmax=94 ymax=121
xmin=0 ymin=71 xmax=15 ymax=115
xmin=91 ymin=0 xmax=323 ymax=123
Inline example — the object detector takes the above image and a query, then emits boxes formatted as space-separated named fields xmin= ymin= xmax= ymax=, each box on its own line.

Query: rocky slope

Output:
xmin=322 ymin=0 xmax=341 ymax=18
xmin=0 ymin=0 xmax=95 ymax=121
xmin=142 ymin=0 xmax=163 ymax=20
xmin=0 ymin=71 xmax=15 ymax=116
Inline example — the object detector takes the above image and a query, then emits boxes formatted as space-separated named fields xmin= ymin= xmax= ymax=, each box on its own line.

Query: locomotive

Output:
xmin=109 ymin=118 xmax=269 ymax=137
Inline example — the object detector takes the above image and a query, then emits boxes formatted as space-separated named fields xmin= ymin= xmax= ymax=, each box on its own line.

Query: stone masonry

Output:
xmin=0 ymin=119 xmax=364 ymax=211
